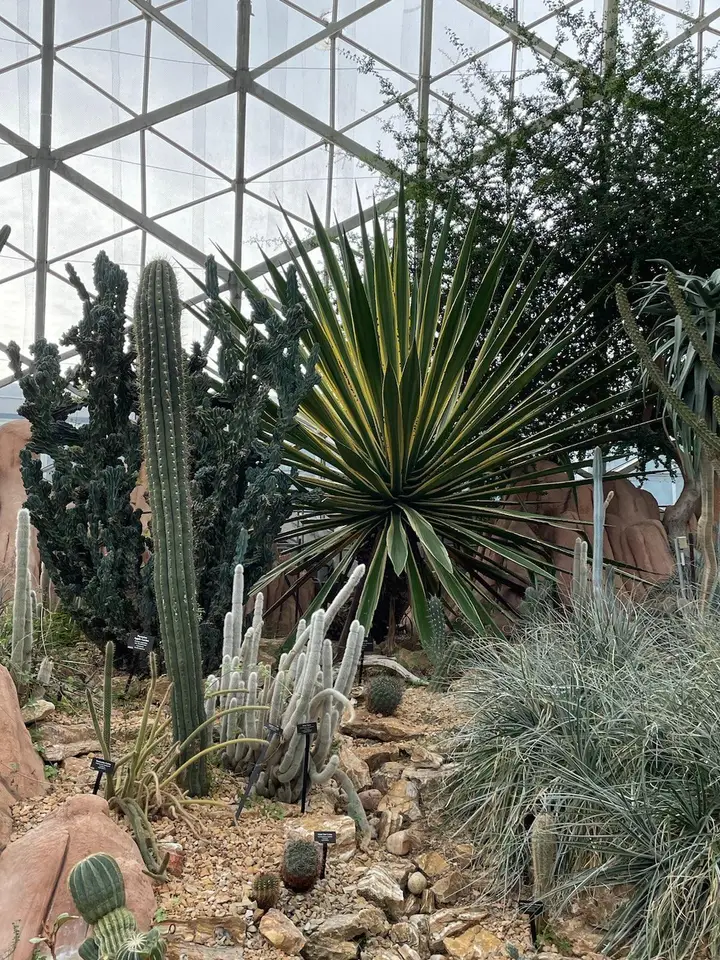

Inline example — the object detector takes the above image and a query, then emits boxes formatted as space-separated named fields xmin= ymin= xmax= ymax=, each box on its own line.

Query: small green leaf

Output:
xmin=386 ymin=512 xmax=409 ymax=575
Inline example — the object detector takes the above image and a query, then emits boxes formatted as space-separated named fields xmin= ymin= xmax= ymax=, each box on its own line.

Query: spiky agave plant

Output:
xmin=219 ymin=186 xmax=629 ymax=646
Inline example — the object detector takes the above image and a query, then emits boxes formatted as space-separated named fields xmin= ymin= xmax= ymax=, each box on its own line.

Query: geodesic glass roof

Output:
xmin=1 ymin=0 xmax=718 ymax=385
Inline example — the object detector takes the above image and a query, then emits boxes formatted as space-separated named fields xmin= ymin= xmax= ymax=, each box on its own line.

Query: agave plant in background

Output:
xmin=219 ymin=187 xmax=628 ymax=646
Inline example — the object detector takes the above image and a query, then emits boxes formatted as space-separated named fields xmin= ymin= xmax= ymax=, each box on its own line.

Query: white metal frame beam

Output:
xmin=1 ymin=0 xmax=719 ymax=383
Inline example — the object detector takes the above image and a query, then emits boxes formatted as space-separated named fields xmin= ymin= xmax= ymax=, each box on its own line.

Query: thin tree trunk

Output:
xmin=663 ymin=474 xmax=699 ymax=543
xmin=697 ymin=453 xmax=717 ymax=611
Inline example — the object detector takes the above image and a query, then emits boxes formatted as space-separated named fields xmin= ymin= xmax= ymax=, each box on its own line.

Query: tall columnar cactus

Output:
xmin=592 ymin=447 xmax=605 ymax=595
xmin=205 ymin=563 xmax=371 ymax=841
xmin=10 ymin=507 xmax=33 ymax=692
xmin=530 ymin=812 xmax=557 ymax=936
xmin=134 ymin=259 xmax=208 ymax=795
xmin=68 ymin=853 xmax=166 ymax=960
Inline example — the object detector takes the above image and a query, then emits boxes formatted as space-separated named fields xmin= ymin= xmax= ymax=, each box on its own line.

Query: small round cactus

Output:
xmin=116 ymin=929 xmax=166 ymax=960
xmin=281 ymin=839 xmax=319 ymax=893
xmin=366 ymin=674 xmax=404 ymax=716
xmin=252 ymin=872 xmax=281 ymax=910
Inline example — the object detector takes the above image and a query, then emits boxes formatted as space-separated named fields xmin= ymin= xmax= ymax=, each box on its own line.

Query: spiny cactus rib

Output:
xmin=135 ymin=259 xmax=208 ymax=795
xmin=530 ymin=812 xmax=557 ymax=901
xmin=592 ymin=448 xmax=604 ymax=595
xmin=10 ymin=507 xmax=32 ymax=693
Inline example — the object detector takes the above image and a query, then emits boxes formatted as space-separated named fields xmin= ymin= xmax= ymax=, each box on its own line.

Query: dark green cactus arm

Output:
xmin=0 ymin=224 xmax=10 ymax=253
xmin=134 ymin=259 xmax=208 ymax=795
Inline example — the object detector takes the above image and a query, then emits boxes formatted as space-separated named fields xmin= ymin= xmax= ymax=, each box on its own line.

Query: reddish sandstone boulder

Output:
xmin=0 ymin=795 xmax=155 ymax=960
xmin=0 ymin=666 xmax=46 ymax=852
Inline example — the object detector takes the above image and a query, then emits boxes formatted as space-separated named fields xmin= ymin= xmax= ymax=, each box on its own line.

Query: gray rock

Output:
xmin=357 ymin=866 xmax=404 ymax=916
xmin=316 ymin=907 xmax=388 ymax=940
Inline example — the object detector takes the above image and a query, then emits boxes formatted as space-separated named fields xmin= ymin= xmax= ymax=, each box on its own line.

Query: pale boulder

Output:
xmin=260 ymin=910 xmax=306 ymax=955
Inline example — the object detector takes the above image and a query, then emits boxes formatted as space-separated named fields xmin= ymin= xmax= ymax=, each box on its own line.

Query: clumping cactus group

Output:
xmin=366 ymin=674 xmax=404 ymax=716
xmin=281 ymin=838 xmax=319 ymax=893
xmin=68 ymin=853 xmax=166 ymax=960
xmin=204 ymin=563 xmax=372 ymax=837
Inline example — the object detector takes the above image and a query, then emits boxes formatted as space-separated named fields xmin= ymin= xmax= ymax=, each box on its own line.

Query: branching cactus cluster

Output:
xmin=204 ymin=563 xmax=369 ymax=820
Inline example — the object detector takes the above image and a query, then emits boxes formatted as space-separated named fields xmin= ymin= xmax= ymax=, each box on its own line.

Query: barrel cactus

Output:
xmin=282 ymin=839 xmax=319 ymax=893
xmin=366 ymin=674 xmax=404 ymax=716
xmin=69 ymin=854 xmax=167 ymax=960
xmin=252 ymin=872 xmax=281 ymax=910
xmin=134 ymin=259 xmax=208 ymax=795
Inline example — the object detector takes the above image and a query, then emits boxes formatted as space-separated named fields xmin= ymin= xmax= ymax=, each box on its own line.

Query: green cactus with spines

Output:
xmin=10 ymin=507 xmax=33 ymax=697
xmin=530 ymin=811 xmax=557 ymax=926
xmin=281 ymin=839 xmax=319 ymax=893
xmin=115 ymin=929 xmax=166 ymax=960
xmin=78 ymin=938 xmax=100 ymax=960
xmin=69 ymin=854 xmax=167 ymax=960
xmin=134 ymin=258 xmax=208 ymax=795
xmin=252 ymin=872 xmax=281 ymax=910
xmin=366 ymin=674 xmax=404 ymax=716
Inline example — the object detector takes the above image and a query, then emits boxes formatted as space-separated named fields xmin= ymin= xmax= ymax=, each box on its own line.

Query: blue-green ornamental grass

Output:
xmin=445 ymin=593 xmax=720 ymax=960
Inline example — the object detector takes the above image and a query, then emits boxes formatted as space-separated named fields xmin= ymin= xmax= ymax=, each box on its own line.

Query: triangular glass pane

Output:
xmin=162 ymin=0 xmax=238 ymax=67
xmin=145 ymin=134 xmax=229 ymax=218
xmin=263 ymin=48 xmax=331 ymax=126
xmin=335 ymin=39 xmax=412 ymax=129
xmin=58 ymin=20 xmax=147 ymax=115
xmin=0 ymin=58 xmax=41 ymax=144
xmin=147 ymin=21 xmax=231 ymax=111
xmin=251 ymin=0 xmax=322 ymax=71
xmin=52 ymin=60 xmax=134 ymax=147
xmin=54 ymin=0 xmax=139 ymax=47
xmin=248 ymin=143 xmax=329 ymax=223
xmin=154 ymin=190 xmax=235 ymax=260
xmin=339 ymin=0 xmax=416 ymax=76
xmin=152 ymin=97 xmax=237 ymax=179
xmin=244 ymin=95 xmax=322 ymax=178
xmin=65 ymin=133 xmax=143 ymax=212
xmin=0 ymin=169 xmax=38 ymax=256
xmin=0 ymin=22 xmax=39 ymax=70
xmin=48 ymin=172 xmax=135 ymax=259
xmin=0 ymin=0 xmax=41 ymax=42
xmin=0 ymin=271 xmax=35 ymax=353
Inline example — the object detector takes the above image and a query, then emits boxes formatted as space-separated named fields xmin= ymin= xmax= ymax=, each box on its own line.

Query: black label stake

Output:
xmin=124 ymin=634 xmax=156 ymax=692
xmin=90 ymin=757 xmax=116 ymax=795
xmin=234 ymin=724 xmax=281 ymax=823
xmin=314 ymin=830 xmax=336 ymax=878
xmin=519 ymin=899 xmax=544 ymax=948
xmin=297 ymin=721 xmax=318 ymax=813
xmin=358 ymin=638 xmax=373 ymax=685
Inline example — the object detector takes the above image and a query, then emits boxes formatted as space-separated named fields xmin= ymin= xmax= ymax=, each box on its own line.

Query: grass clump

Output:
xmin=445 ymin=592 xmax=720 ymax=960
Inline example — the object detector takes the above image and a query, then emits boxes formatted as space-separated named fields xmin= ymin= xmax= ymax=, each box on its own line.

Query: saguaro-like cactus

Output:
xmin=10 ymin=507 xmax=33 ymax=692
xmin=134 ymin=259 xmax=208 ymax=795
